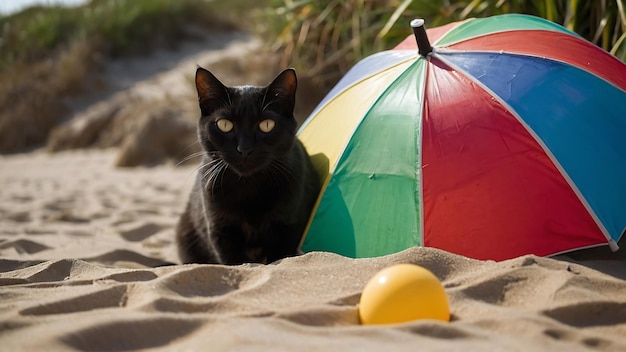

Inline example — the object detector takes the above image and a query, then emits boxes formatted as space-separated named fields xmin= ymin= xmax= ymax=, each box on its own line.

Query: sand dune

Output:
xmin=1 ymin=149 xmax=625 ymax=351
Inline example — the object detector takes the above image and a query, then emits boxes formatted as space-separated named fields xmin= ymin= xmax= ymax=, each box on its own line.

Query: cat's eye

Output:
xmin=259 ymin=119 xmax=275 ymax=133
xmin=216 ymin=119 xmax=233 ymax=133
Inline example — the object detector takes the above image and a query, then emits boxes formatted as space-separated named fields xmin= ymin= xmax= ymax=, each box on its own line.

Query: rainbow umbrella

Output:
xmin=297 ymin=14 xmax=626 ymax=261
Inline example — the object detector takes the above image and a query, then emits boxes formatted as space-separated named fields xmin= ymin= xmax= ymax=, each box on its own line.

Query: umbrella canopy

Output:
xmin=297 ymin=14 xmax=626 ymax=261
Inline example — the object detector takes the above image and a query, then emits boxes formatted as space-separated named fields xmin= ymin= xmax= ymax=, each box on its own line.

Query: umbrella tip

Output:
xmin=410 ymin=19 xmax=425 ymax=28
xmin=410 ymin=18 xmax=432 ymax=57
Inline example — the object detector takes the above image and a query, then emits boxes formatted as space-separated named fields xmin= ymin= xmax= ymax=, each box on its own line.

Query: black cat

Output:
xmin=176 ymin=67 xmax=321 ymax=265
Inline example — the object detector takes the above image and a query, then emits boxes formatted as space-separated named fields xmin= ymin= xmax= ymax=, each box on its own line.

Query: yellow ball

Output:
xmin=359 ymin=264 xmax=450 ymax=325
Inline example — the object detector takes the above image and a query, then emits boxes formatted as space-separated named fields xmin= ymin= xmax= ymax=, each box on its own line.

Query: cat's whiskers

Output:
xmin=196 ymin=157 xmax=222 ymax=174
xmin=198 ymin=159 xmax=225 ymax=181
xmin=200 ymin=158 xmax=229 ymax=195
xmin=217 ymin=161 xmax=229 ymax=193
xmin=176 ymin=151 xmax=205 ymax=167
xmin=203 ymin=166 xmax=217 ymax=194
xmin=267 ymin=158 xmax=297 ymax=184
xmin=174 ymin=141 xmax=202 ymax=167
xmin=261 ymin=165 xmax=280 ymax=184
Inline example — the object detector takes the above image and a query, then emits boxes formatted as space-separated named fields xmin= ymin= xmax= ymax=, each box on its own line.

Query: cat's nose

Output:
xmin=237 ymin=146 xmax=253 ymax=157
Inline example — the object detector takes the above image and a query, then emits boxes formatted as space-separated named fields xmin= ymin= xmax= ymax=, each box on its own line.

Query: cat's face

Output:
xmin=195 ymin=68 xmax=298 ymax=176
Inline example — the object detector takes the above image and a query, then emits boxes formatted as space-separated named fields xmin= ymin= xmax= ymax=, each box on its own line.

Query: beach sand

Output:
xmin=1 ymin=149 xmax=625 ymax=351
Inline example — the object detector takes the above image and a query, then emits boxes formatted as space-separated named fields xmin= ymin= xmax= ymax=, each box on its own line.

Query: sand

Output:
xmin=0 ymin=149 xmax=625 ymax=351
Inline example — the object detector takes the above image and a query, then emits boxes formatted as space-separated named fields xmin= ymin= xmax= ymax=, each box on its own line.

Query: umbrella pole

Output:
xmin=410 ymin=19 xmax=432 ymax=57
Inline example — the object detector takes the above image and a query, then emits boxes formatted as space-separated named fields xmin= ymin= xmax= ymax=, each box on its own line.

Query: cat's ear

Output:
xmin=195 ymin=67 xmax=229 ymax=116
xmin=266 ymin=68 xmax=297 ymax=113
